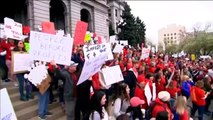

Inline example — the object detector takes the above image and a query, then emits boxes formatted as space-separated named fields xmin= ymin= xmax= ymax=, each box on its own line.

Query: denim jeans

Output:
xmin=16 ymin=74 xmax=30 ymax=98
xmin=191 ymin=102 xmax=205 ymax=120
xmin=37 ymin=90 xmax=50 ymax=118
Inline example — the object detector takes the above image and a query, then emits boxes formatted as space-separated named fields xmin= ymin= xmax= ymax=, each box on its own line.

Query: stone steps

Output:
xmin=1 ymin=82 xmax=66 ymax=120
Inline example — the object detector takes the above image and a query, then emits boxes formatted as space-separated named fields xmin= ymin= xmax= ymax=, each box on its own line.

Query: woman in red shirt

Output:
xmin=191 ymin=81 xmax=210 ymax=120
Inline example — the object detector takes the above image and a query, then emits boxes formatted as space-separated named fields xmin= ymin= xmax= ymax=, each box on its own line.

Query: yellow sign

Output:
xmin=24 ymin=43 xmax=30 ymax=53
xmin=84 ymin=33 xmax=91 ymax=42
xmin=191 ymin=54 xmax=195 ymax=60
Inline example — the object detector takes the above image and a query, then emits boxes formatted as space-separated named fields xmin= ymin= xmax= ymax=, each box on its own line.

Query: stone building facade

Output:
xmin=0 ymin=0 xmax=110 ymax=38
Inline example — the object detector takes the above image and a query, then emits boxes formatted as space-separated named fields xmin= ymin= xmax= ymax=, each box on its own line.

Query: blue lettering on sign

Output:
xmin=99 ymin=48 xmax=106 ymax=53
xmin=2 ymin=113 xmax=12 ymax=120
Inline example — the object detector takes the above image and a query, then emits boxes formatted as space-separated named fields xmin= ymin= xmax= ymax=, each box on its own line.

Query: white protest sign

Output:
xmin=116 ymin=40 xmax=128 ymax=46
xmin=83 ymin=43 xmax=113 ymax=61
xmin=140 ymin=48 xmax=150 ymax=60
xmin=11 ymin=52 xmax=33 ymax=74
xmin=29 ymin=31 xmax=73 ymax=65
xmin=144 ymin=83 xmax=152 ymax=106
xmin=110 ymin=35 xmax=116 ymax=43
xmin=102 ymin=65 xmax=124 ymax=86
xmin=0 ymin=88 xmax=17 ymax=120
xmin=113 ymin=43 xmax=124 ymax=53
xmin=56 ymin=30 xmax=65 ymax=36
xmin=4 ymin=17 xmax=23 ymax=40
xmin=152 ymin=83 xmax=156 ymax=101
xmin=0 ymin=24 xmax=6 ymax=38
xmin=164 ymin=54 xmax=169 ymax=63
xmin=77 ymin=53 xmax=107 ymax=85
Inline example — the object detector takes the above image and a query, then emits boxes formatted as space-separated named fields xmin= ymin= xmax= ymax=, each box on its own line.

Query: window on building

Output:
xmin=174 ymin=33 xmax=176 ymax=35
xmin=164 ymin=38 xmax=166 ymax=40
xmin=168 ymin=41 xmax=169 ymax=43
xmin=174 ymin=41 xmax=176 ymax=43
xmin=167 ymin=37 xmax=169 ymax=39
xmin=174 ymin=37 xmax=176 ymax=39
xmin=167 ymin=34 xmax=169 ymax=36
xmin=171 ymin=33 xmax=173 ymax=35
xmin=164 ymin=34 xmax=166 ymax=36
xmin=171 ymin=37 xmax=173 ymax=39
xmin=108 ymin=9 xmax=111 ymax=17
xmin=115 ymin=9 xmax=118 ymax=17
xmin=171 ymin=41 xmax=173 ymax=44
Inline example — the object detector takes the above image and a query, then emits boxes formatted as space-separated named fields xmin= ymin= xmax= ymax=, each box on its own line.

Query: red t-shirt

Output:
xmin=194 ymin=86 xmax=206 ymax=106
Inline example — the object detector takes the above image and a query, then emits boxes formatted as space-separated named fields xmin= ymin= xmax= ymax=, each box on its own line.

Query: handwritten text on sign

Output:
xmin=140 ymin=48 xmax=150 ymax=60
xmin=83 ymin=43 xmax=113 ymax=61
xmin=29 ymin=31 xmax=73 ymax=65
xmin=4 ymin=17 xmax=23 ymax=40
xmin=77 ymin=53 xmax=107 ymax=85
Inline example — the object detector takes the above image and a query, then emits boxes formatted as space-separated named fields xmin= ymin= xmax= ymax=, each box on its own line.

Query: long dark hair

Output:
xmin=85 ymin=91 xmax=106 ymax=119
xmin=13 ymin=40 xmax=26 ymax=52
xmin=116 ymin=83 xmax=130 ymax=101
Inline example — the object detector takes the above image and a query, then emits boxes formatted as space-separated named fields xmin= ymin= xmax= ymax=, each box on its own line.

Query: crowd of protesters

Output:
xmin=1 ymin=37 xmax=213 ymax=120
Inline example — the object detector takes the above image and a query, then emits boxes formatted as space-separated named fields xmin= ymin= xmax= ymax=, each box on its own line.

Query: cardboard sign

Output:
xmin=74 ymin=21 xmax=88 ymax=45
xmin=0 ymin=24 xmax=6 ymax=38
xmin=140 ymin=48 xmax=150 ymax=60
xmin=83 ymin=43 xmax=113 ymax=61
xmin=41 ymin=21 xmax=56 ymax=34
xmin=77 ymin=53 xmax=107 ymax=85
xmin=11 ymin=52 xmax=33 ymax=74
xmin=29 ymin=31 xmax=73 ymax=65
xmin=37 ymin=75 xmax=51 ymax=94
xmin=144 ymin=83 xmax=152 ymax=106
xmin=102 ymin=65 xmax=124 ymax=86
xmin=4 ymin=17 xmax=23 ymax=40
xmin=0 ymin=88 xmax=17 ymax=120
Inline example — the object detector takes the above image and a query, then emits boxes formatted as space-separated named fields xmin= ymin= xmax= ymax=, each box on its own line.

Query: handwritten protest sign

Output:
xmin=1 ymin=88 xmax=17 ymax=120
xmin=0 ymin=24 xmax=6 ymax=38
xmin=84 ymin=32 xmax=91 ymax=42
xmin=29 ymin=31 xmax=73 ymax=65
xmin=152 ymin=83 xmax=156 ymax=101
xmin=77 ymin=53 xmax=107 ymax=85
xmin=4 ymin=17 xmax=23 ymax=40
xmin=11 ymin=52 xmax=33 ymax=74
xmin=191 ymin=54 xmax=195 ymax=60
xmin=74 ymin=21 xmax=88 ymax=45
xmin=140 ymin=48 xmax=150 ymax=60
xmin=83 ymin=43 xmax=113 ymax=61
xmin=102 ymin=65 xmax=124 ymax=86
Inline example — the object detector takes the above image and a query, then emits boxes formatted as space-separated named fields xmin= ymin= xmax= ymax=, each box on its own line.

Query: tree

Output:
xmin=177 ymin=23 xmax=213 ymax=55
xmin=118 ymin=2 xmax=146 ymax=46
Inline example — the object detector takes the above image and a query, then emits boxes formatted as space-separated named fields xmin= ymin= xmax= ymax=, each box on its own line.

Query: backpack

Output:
xmin=145 ymin=101 xmax=166 ymax=120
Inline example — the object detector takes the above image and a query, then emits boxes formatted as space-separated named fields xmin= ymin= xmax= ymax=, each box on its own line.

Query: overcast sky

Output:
xmin=127 ymin=1 xmax=213 ymax=45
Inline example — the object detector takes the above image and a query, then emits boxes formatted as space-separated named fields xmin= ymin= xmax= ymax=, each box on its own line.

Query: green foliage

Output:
xmin=118 ymin=2 xmax=146 ymax=46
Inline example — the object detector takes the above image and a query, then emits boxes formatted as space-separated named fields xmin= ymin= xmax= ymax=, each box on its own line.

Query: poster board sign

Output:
xmin=110 ymin=35 xmax=116 ymax=43
xmin=152 ymin=83 xmax=156 ymax=101
xmin=164 ymin=54 xmax=169 ymax=63
xmin=102 ymin=65 xmax=124 ymax=86
xmin=191 ymin=54 xmax=195 ymax=60
xmin=77 ymin=53 xmax=107 ymax=85
xmin=113 ymin=44 xmax=124 ymax=53
xmin=29 ymin=31 xmax=73 ymax=65
xmin=144 ymin=83 xmax=152 ymax=106
xmin=41 ymin=21 xmax=56 ymax=34
xmin=0 ymin=88 xmax=17 ymax=120
xmin=11 ymin=52 xmax=32 ymax=74
xmin=140 ymin=48 xmax=150 ymax=60
xmin=0 ymin=24 xmax=6 ymax=38
xmin=83 ymin=43 xmax=113 ymax=61
xmin=73 ymin=21 xmax=88 ymax=45
xmin=4 ymin=17 xmax=23 ymax=40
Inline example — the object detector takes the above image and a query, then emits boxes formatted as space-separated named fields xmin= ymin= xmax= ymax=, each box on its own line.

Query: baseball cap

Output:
xmin=130 ymin=97 xmax=145 ymax=107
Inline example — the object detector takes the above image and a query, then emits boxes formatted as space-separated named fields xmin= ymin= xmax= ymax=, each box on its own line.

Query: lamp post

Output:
xmin=117 ymin=20 xmax=126 ymax=43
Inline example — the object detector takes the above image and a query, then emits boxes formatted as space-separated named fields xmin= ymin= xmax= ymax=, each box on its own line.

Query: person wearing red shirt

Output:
xmin=151 ymin=91 xmax=173 ymax=120
xmin=191 ymin=81 xmax=210 ymax=120
xmin=155 ymin=74 xmax=165 ymax=95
